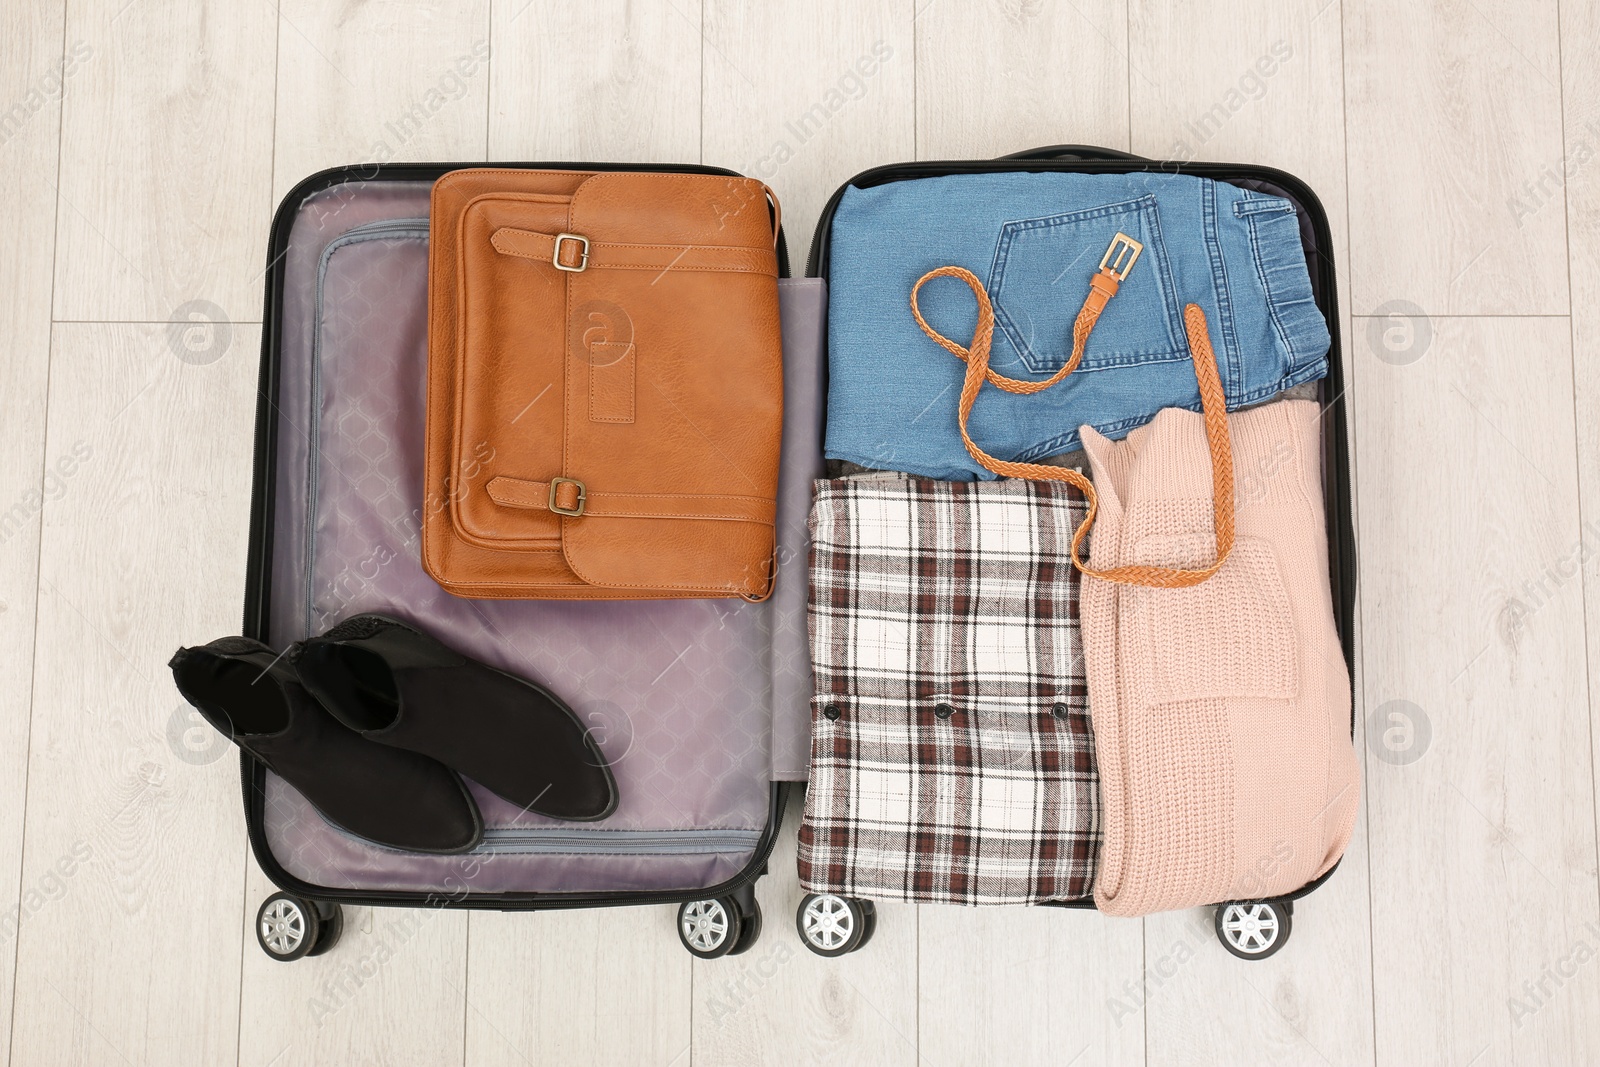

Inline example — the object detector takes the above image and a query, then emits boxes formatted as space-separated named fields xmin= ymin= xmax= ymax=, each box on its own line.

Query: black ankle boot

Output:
xmin=293 ymin=615 xmax=618 ymax=822
xmin=169 ymin=636 xmax=483 ymax=853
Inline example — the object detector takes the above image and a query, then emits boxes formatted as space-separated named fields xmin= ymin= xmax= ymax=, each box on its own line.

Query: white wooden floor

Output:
xmin=2 ymin=0 xmax=1598 ymax=1063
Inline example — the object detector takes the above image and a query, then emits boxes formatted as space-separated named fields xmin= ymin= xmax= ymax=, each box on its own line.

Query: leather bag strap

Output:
xmin=908 ymin=265 xmax=1236 ymax=589
xmin=490 ymin=227 xmax=779 ymax=276
xmin=485 ymin=475 xmax=776 ymax=525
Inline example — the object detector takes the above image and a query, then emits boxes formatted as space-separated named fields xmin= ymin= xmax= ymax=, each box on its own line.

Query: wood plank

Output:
xmin=0 ymin=3 xmax=66 ymax=1064
xmin=271 ymin=0 xmax=492 ymax=202
xmin=692 ymin=791 xmax=918 ymax=1067
xmin=1343 ymin=0 xmax=1567 ymax=315
xmin=239 ymin=868 xmax=468 ymax=1067
xmin=915 ymin=0 xmax=1128 ymax=161
xmin=919 ymin=904 xmax=1144 ymax=1066
xmin=1355 ymin=315 xmax=1600 ymax=1064
xmin=1131 ymin=0 xmax=1342 ymax=170
xmin=464 ymin=907 xmax=689 ymax=1067
xmin=701 ymin=0 xmax=914 ymax=274
xmin=51 ymin=0 xmax=276 ymax=323
xmin=487 ymin=0 xmax=702 ymax=164
xmin=8 ymin=322 xmax=258 ymax=1067
xmin=1129 ymin=4 xmax=1375 ymax=1063
xmin=1563 ymin=6 xmax=1600 ymax=1064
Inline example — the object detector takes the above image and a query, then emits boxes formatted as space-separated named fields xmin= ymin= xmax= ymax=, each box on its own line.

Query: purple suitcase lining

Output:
xmin=260 ymin=180 xmax=820 ymax=894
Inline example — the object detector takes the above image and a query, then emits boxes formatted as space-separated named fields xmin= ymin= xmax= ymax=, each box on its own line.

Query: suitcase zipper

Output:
xmin=311 ymin=815 xmax=763 ymax=857
xmin=238 ymin=758 xmax=787 ymax=908
xmin=304 ymin=218 xmax=429 ymax=628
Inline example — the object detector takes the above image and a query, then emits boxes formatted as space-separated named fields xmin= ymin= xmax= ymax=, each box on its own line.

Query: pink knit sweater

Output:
xmin=1081 ymin=399 xmax=1358 ymax=917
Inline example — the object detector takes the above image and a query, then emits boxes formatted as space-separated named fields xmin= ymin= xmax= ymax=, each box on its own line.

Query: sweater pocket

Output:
xmin=1125 ymin=534 xmax=1299 ymax=706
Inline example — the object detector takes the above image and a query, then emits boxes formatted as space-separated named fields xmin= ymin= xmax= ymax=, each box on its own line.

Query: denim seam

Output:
xmin=824 ymin=448 xmax=976 ymax=481
xmin=1039 ymin=350 xmax=1190 ymax=371
xmin=1014 ymin=413 xmax=1161 ymax=462
xmin=994 ymin=196 xmax=1163 ymax=231
xmin=1201 ymin=182 xmax=1243 ymax=399
xmin=1144 ymin=198 xmax=1188 ymax=355
xmin=1268 ymin=355 xmax=1329 ymax=396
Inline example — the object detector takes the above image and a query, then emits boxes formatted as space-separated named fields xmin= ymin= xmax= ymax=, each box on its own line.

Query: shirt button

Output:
xmin=1051 ymin=703 xmax=1070 ymax=719
xmin=934 ymin=703 xmax=955 ymax=720
xmin=822 ymin=704 xmax=841 ymax=721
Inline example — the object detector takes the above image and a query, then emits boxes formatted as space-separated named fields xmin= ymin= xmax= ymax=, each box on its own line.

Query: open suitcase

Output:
xmin=795 ymin=144 xmax=1355 ymax=961
xmin=242 ymin=161 xmax=816 ymax=961
xmin=239 ymin=146 xmax=1353 ymax=963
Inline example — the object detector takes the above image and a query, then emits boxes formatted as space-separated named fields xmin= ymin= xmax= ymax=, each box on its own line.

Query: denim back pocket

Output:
xmin=987 ymin=195 xmax=1189 ymax=375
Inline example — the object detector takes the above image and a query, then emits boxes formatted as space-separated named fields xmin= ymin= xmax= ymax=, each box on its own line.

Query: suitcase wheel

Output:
xmin=678 ymin=896 xmax=749 ymax=960
xmin=796 ymin=893 xmax=874 ymax=958
xmin=256 ymin=892 xmax=343 ymax=962
xmin=727 ymin=898 xmax=763 ymax=956
xmin=1214 ymin=899 xmax=1292 ymax=960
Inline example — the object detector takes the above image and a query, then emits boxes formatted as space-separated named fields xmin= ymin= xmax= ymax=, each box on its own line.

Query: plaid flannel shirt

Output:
xmin=798 ymin=475 xmax=1100 ymax=905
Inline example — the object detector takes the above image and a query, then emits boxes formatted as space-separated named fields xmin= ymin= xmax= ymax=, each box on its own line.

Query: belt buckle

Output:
xmin=552 ymin=233 xmax=589 ymax=273
xmin=548 ymin=477 xmax=586 ymax=516
xmin=1099 ymin=231 xmax=1143 ymax=281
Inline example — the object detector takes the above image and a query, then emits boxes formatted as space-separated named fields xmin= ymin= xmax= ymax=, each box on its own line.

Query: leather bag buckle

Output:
xmin=548 ymin=477 xmax=587 ymax=516
xmin=552 ymin=233 xmax=590 ymax=272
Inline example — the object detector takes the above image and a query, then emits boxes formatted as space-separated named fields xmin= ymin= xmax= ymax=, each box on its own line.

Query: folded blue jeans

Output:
xmin=825 ymin=172 xmax=1330 ymax=480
